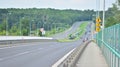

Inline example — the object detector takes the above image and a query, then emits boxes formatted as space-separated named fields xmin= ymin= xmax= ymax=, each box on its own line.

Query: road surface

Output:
xmin=0 ymin=41 xmax=83 ymax=67
xmin=52 ymin=22 xmax=83 ymax=39
xmin=0 ymin=21 xmax=92 ymax=67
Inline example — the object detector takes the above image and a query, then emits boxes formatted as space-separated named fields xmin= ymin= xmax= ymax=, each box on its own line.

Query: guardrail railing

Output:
xmin=96 ymin=24 xmax=120 ymax=67
xmin=52 ymin=40 xmax=91 ymax=67
xmin=0 ymin=36 xmax=55 ymax=45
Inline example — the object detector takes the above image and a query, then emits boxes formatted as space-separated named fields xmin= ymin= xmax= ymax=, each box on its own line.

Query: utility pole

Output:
xmin=6 ymin=16 xmax=8 ymax=36
xmin=37 ymin=22 xmax=39 ymax=36
xmin=102 ymin=0 xmax=105 ymax=42
xmin=20 ymin=17 xmax=24 ymax=36
xmin=6 ymin=13 xmax=11 ymax=36
xmin=20 ymin=20 xmax=21 ymax=36
xmin=29 ymin=22 xmax=31 ymax=36
xmin=43 ymin=15 xmax=46 ymax=28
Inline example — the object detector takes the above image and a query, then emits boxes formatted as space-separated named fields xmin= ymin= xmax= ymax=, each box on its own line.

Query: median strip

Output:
xmin=57 ymin=22 xmax=89 ymax=42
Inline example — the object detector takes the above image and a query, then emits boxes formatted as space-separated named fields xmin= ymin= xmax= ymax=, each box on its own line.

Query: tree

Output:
xmin=105 ymin=4 xmax=120 ymax=27
xmin=0 ymin=8 xmax=95 ymax=36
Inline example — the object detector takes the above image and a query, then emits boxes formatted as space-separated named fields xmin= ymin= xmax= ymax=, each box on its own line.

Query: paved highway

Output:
xmin=0 ymin=21 xmax=92 ymax=67
xmin=52 ymin=22 xmax=83 ymax=39
xmin=0 ymin=41 xmax=83 ymax=67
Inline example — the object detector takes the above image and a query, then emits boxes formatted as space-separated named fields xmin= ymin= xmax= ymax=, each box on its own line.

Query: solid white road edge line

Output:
xmin=52 ymin=48 xmax=76 ymax=67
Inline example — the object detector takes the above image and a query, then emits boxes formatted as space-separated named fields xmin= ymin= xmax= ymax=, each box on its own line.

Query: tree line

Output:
xmin=105 ymin=3 xmax=120 ymax=27
xmin=0 ymin=8 xmax=94 ymax=36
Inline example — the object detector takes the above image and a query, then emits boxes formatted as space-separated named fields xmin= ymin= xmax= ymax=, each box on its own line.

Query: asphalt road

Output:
xmin=0 ymin=21 xmax=92 ymax=67
xmin=0 ymin=41 xmax=83 ymax=67
xmin=52 ymin=22 xmax=83 ymax=39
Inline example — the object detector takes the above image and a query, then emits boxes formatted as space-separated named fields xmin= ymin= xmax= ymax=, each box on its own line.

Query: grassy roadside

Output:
xmin=45 ymin=26 xmax=70 ymax=37
xmin=45 ymin=28 xmax=64 ymax=36
xmin=57 ymin=22 xmax=89 ymax=42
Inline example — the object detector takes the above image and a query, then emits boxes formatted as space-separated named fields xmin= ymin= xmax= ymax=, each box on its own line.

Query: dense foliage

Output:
xmin=105 ymin=3 xmax=120 ymax=27
xmin=0 ymin=8 xmax=94 ymax=36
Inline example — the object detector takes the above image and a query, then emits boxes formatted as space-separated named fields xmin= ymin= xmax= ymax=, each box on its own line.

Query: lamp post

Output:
xmin=102 ymin=0 xmax=105 ymax=42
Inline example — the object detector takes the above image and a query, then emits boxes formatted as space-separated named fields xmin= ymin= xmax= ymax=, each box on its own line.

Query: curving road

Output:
xmin=52 ymin=22 xmax=83 ymax=39
xmin=0 ymin=21 xmax=92 ymax=67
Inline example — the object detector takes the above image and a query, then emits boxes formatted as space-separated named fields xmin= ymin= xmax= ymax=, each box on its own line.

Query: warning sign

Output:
xmin=96 ymin=23 xmax=101 ymax=27
xmin=96 ymin=17 xmax=101 ymax=23
xmin=96 ymin=27 xmax=100 ymax=32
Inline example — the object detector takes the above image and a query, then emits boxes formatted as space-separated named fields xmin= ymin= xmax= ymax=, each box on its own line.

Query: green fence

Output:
xmin=96 ymin=24 xmax=120 ymax=67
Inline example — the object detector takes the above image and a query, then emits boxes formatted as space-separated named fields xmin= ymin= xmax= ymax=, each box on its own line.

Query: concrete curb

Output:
xmin=52 ymin=40 xmax=92 ymax=67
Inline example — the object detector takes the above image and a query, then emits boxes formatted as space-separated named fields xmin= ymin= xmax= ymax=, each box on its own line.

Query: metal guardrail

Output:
xmin=0 ymin=36 xmax=53 ymax=40
xmin=53 ymin=40 xmax=91 ymax=67
xmin=96 ymin=24 xmax=120 ymax=67
xmin=0 ymin=39 xmax=56 ymax=45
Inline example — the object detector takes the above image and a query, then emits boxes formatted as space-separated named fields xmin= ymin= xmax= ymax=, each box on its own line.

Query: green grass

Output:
xmin=45 ymin=27 xmax=69 ymax=36
xmin=58 ymin=22 xmax=89 ymax=42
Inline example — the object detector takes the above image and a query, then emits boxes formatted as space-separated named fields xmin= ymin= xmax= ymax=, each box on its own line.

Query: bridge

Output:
xmin=0 ymin=21 xmax=119 ymax=67
xmin=0 ymin=1 xmax=119 ymax=67
xmin=52 ymin=23 xmax=120 ymax=67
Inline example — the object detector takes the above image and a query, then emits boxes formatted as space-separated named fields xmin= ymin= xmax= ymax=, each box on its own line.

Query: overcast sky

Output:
xmin=0 ymin=0 xmax=116 ymax=10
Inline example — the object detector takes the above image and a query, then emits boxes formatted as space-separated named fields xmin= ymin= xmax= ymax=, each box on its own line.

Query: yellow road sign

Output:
xmin=96 ymin=17 xmax=101 ymax=23
xmin=96 ymin=27 xmax=100 ymax=32
xmin=96 ymin=23 xmax=101 ymax=27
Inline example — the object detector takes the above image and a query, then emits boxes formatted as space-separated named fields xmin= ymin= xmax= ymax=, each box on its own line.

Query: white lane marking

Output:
xmin=52 ymin=48 xmax=76 ymax=67
xmin=0 ymin=48 xmax=43 ymax=62
xmin=0 ymin=43 xmax=44 ymax=49
xmin=15 ymin=51 xmax=30 ymax=56
xmin=0 ymin=44 xmax=34 ymax=49
xmin=13 ymin=48 xmax=43 ymax=57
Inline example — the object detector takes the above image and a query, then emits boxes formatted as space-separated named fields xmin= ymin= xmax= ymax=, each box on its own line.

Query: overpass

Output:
xmin=0 ymin=22 xmax=120 ymax=67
